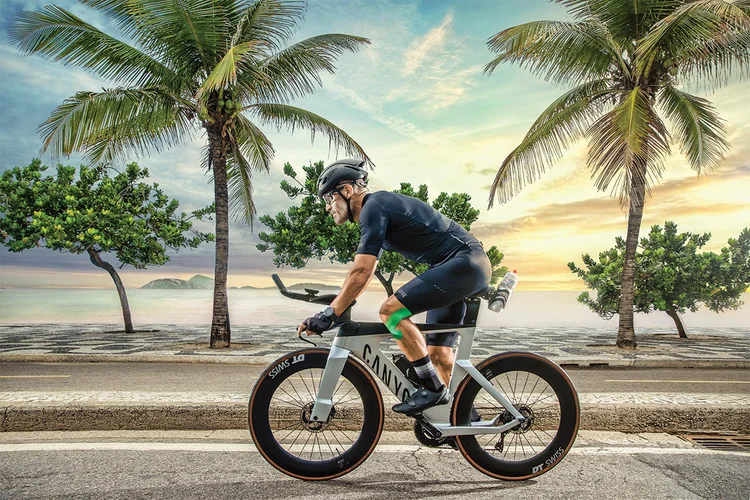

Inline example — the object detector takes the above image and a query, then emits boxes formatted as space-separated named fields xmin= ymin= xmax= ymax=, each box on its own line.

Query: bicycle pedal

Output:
xmin=413 ymin=415 xmax=442 ymax=439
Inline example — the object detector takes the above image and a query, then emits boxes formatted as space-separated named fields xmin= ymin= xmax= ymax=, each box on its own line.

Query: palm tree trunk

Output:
xmin=616 ymin=165 xmax=646 ymax=349
xmin=666 ymin=308 xmax=688 ymax=338
xmin=87 ymin=248 xmax=134 ymax=333
xmin=207 ymin=126 xmax=231 ymax=348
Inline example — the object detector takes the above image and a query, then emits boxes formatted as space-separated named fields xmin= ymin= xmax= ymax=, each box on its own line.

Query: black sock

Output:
xmin=410 ymin=355 xmax=443 ymax=392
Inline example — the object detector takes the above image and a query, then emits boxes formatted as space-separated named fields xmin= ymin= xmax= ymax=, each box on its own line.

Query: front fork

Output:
xmin=309 ymin=344 xmax=349 ymax=423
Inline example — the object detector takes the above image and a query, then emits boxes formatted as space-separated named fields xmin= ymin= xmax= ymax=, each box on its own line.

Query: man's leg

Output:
xmin=379 ymin=297 xmax=443 ymax=392
xmin=425 ymin=301 xmax=466 ymax=386
xmin=428 ymin=346 xmax=454 ymax=387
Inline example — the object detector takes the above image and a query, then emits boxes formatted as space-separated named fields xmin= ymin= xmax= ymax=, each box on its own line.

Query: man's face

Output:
xmin=324 ymin=185 xmax=351 ymax=225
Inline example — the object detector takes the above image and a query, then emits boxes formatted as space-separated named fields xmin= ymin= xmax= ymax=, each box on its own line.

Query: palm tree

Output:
xmin=484 ymin=0 xmax=750 ymax=348
xmin=9 ymin=0 xmax=373 ymax=347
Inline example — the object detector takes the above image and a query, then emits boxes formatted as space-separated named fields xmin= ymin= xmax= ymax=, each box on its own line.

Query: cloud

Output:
xmin=403 ymin=12 xmax=454 ymax=76
xmin=2 ymin=0 xmax=749 ymax=290
xmin=326 ymin=82 xmax=442 ymax=146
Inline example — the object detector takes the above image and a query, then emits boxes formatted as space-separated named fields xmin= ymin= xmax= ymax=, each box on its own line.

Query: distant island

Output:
xmin=141 ymin=277 xmax=204 ymax=290
xmin=141 ymin=275 xmax=339 ymax=291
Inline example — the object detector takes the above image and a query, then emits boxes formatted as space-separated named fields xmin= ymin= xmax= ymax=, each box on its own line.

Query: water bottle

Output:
xmin=489 ymin=270 xmax=519 ymax=313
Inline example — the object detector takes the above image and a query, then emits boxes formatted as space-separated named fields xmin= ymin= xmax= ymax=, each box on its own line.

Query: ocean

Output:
xmin=1 ymin=288 xmax=748 ymax=330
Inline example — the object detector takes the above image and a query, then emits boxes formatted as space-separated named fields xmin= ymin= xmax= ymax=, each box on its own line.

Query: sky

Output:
xmin=0 ymin=0 xmax=748 ymax=291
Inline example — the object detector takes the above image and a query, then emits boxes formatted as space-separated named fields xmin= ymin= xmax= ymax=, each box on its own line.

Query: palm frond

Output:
xmin=198 ymin=41 xmax=268 ymax=98
xmin=247 ymin=103 xmax=374 ymax=166
xmin=200 ymin=143 xmax=212 ymax=173
xmin=233 ymin=0 xmax=307 ymax=51
xmin=205 ymin=146 xmax=257 ymax=225
xmin=7 ymin=5 xmax=180 ymax=88
xmin=81 ymin=0 xmax=232 ymax=75
xmin=687 ymin=27 xmax=750 ymax=86
xmin=39 ymin=87 xmax=195 ymax=164
xmin=233 ymin=114 xmax=276 ymax=172
xmin=249 ymin=34 xmax=371 ymax=103
xmin=485 ymin=20 xmax=629 ymax=84
xmin=226 ymin=150 xmax=257 ymax=225
xmin=555 ymin=0 xmax=682 ymax=44
xmin=659 ymin=85 xmax=729 ymax=173
xmin=587 ymin=87 xmax=671 ymax=205
xmin=489 ymin=79 xmax=618 ymax=207
xmin=637 ymin=0 xmax=750 ymax=77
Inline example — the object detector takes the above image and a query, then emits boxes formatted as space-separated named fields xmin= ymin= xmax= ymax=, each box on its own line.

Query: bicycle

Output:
xmin=248 ymin=274 xmax=580 ymax=481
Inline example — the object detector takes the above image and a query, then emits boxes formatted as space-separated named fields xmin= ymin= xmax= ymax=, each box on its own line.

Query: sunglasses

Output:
xmin=322 ymin=190 xmax=340 ymax=205
xmin=322 ymin=182 xmax=355 ymax=205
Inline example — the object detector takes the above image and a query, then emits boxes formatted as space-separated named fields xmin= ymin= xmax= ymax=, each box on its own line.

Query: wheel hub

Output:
xmin=510 ymin=404 xmax=534 ymax=433
xmin=300 ymin=402 xmax=335 ymax=432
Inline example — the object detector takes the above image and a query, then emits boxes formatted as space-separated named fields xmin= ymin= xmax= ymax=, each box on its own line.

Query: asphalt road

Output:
xmin=1 ymin=362 xmax=749 ymax=394
xmin=1 ymin=431 xmax=748 ymax=499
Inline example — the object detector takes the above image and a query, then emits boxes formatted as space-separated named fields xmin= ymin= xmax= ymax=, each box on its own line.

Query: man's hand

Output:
xmin=297 ymin=312 xmax=334 ymax=336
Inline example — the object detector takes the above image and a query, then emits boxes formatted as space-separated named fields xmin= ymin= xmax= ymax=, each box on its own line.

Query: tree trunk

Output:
xmin=666 ymin=308 xmax=688 ymax=338
xmin=207 ymin=126 xmax=231 ymax=348
xmin=616 ymin=165 xmax=647 ymax=349
xmin=374 ymin=270 xmax=394 ymax=296
xmin=87 ymin=248 xmax=134 ymax=333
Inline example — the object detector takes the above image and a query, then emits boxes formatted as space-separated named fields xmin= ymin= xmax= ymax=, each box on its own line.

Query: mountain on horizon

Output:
xmin=141 ymin=275 xmax=338 ymax=290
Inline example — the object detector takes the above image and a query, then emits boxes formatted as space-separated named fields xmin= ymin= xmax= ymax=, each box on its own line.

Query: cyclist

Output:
xmin=298 ymin=158 xmax=492 ymax=415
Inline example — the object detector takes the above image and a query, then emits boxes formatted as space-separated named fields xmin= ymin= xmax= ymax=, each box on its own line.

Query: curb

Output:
xmin=2 ymin=402 xmax=749 ymax=434
xmin=2 ymin=353 xmax=749 ymax=369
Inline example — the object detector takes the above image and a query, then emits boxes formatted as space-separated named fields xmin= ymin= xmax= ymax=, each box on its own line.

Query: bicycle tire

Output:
xmin=451 ymin=352 xmax=580 ymax=480
xmin=249 ymin=348 xmax=384 ymax=480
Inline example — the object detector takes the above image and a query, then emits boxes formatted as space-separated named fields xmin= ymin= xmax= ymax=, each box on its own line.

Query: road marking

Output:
xmin=604 ymin=380 xmax=750 ymax=384
xmin=0 ymin=375 xmax=70 ymax=378
xmin=0 ymin=443 xmax=747 ymax=457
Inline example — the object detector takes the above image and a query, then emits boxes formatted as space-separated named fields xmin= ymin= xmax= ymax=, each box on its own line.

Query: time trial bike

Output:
xmin=248 ymin=274 xmax=580 ymax=481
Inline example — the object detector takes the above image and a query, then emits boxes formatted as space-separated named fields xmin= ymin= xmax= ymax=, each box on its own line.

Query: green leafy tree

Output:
xmin=257 ymin=161 xmax=506 ymax=296
xmin=484 ymin=0 xmax=750 ymax=348
xmin=568 ymin=222 xmax=750 ymax=338
xmin=9 ymin=0 xmax=372 ymax=347
xmin=0 ymin=159 xmax=214 ymax=332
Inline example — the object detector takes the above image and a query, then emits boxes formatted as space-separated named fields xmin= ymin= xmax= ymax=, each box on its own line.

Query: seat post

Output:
xmin=463 ymin=296 xmax=481 ymax=326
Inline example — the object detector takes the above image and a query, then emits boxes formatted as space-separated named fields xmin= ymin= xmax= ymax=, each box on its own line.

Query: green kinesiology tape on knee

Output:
xmin=385 ymin=307 xmax=412 ymax=340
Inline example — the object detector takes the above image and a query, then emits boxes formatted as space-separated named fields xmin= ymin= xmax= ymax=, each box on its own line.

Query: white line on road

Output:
xmin=0 ymin=442 xmax=747 ymax=457
xmin=604 ymin=380 xmax=750 ymax=384
xmin=0 ymin=375 xmax=70 ymax=378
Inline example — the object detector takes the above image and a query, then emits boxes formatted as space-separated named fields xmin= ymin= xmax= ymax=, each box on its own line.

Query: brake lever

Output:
xmin=297 ymin=328 xmax=322 ymax=347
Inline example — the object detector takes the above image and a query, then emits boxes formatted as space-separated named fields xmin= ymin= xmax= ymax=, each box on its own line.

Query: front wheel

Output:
xmin=452 ymin=352 xmax=580 ymax=480
xmin=249 ymin=348 xmax=384 ymax=480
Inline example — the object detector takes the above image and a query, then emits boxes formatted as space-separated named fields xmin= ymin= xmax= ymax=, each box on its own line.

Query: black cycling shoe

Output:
xmin=392 ymin=385 xmax=449 ymax=415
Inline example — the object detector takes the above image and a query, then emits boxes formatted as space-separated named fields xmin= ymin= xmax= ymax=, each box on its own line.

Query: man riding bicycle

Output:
xmin=298 ymin=158 xmax=492 ymax=415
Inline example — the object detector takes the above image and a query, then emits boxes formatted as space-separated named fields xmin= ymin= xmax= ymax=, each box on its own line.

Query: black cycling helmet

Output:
xmin=316 ymin=158 xmax=368 ymax=197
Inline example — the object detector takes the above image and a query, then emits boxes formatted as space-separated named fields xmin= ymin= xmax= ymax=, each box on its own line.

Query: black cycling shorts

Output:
xmin=393 ymin=243 xmax=492 ymax=347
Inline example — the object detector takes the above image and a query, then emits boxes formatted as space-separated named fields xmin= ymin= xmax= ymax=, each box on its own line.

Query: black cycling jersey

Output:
xmin=355 ymin=191 xmax=493 ymax=348
xmin=356 ymin=191 xmax=479 ymax=265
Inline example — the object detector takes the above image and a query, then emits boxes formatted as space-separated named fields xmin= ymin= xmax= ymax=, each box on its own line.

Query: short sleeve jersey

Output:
xmin=356 ymin=191 xmax=479 ymax=265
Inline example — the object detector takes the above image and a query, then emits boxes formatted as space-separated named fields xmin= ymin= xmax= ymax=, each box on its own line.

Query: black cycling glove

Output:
xmin=301 ymin=312 xmax=334 ymax=335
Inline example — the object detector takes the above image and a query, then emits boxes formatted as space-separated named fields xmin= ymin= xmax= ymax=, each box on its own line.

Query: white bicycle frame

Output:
xmin=307 ymin=324 xmax=527 ymax=437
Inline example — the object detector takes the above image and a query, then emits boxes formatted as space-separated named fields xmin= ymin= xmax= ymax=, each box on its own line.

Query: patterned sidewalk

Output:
xmin=0 ymin=324 xmax=748 ymax=366
xmin=2 ymin=391 xmax=748 ymax=406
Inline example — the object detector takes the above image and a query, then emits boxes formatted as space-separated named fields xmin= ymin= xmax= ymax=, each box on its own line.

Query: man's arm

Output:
xmin=330 ymin=254 xmax=378 ymax=317
xmin=296 ymin=254 xmax=378 ymax=336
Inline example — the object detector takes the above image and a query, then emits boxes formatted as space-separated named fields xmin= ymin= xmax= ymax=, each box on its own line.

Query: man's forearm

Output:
xmin=330 ymin=266 xmax=373 ymax=316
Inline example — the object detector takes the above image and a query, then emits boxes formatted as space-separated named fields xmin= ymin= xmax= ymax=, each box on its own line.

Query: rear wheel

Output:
xmin=249 ymin=349 xmax=384 ymax=480
xmin=452 ymin=352 xmax=580 ymax=480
